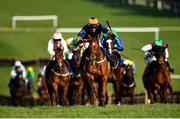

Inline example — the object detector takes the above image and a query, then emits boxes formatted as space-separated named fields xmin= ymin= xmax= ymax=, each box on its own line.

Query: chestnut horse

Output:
xmin=46 ymin=47 xmax=70 ymax=106
xmin=68 ymin=48 xmax=84 ymax=105
xmin=81 ymin=35 xmax=110 ymax=106
xmin=103 ymin=37 xmax=124 ymax=104
xmin=143 ymin=46 xmax=173 ymax=103
xmin=8 ymin=69 xmax=25 ymax=106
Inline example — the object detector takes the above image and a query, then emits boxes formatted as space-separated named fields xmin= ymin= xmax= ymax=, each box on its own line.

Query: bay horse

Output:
xmin=143 ymin=46 xmax=173 ymax=103
xmin=8 ymin=68 xmax=25 ymax=106
xmin=37 ymin=71 xmax=51 ymax=105
xmin=103 ymin=37 xmax=124 ymax=104
xmin=68 ymin=48 xmax=85 ymax=105
xmin=81 ymin=34 xmax=110 ymax=106
xmin=46 ymin=47 xmax=70 ymax=106
xmin=119 ymin=63 xmax=136 ymax=104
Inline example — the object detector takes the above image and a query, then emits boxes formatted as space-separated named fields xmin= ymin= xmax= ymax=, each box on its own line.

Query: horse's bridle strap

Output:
xmin=51 ymin=69 xmax=69 ymax=77
xmin=86 ymin=57 xmax=106 ymax=64
xmin=121 ymin=81 xmax=135 ymax=88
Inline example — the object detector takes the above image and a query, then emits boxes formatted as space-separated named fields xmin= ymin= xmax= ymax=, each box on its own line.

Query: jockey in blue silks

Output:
xmin=99 ymin=29 xmax=124 ymax=66
xmin=76 ymin=17 xmax=114 ymax=71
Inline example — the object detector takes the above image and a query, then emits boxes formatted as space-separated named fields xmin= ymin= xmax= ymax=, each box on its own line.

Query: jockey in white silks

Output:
xmin=141 ymin=39 xmax=174 ymax=73
xmin=10 ymin=61 xmax=26 ymax=79
xmin=45 ymin=32 xmax=73 ymax=81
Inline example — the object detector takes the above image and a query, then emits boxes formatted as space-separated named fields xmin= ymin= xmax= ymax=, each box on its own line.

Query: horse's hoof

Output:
xmin=57 ymin=104 xmax=61 ymax=107
xmin=99 ymin=102 xmax=106 ymax=107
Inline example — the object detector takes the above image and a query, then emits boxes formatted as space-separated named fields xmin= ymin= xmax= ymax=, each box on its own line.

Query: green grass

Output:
xmin=0 ymin=104 xmax=180 ymax=118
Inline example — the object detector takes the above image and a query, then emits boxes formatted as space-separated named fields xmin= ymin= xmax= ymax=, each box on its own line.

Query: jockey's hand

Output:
xmin=107 ymin=31 xmax=115 ymax=39
xmin=77 ymin=36 xmax=82 ymax=43
xmin=79 ymin=43 xmax=83 ymax=48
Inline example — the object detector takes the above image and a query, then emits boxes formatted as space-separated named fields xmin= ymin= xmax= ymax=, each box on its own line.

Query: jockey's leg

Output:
xmin=166 ymin=61 xmax=174 ymax=73
xmin=64 ymin=59 xmax=73 ymax=75
xmin=45 ymin=60 xmax=55 ymax=80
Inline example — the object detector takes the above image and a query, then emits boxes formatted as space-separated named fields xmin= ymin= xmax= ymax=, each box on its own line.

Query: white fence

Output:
xmin=56 ymin=27 xmax=160 ymax=40
xmin=12 ymin=15 xmax=58 ymax=29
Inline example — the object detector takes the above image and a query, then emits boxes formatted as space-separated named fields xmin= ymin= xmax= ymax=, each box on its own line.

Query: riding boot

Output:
xmin=45 ymin=60 xmax=55 ymax=80
xmin=64 ymin=59 xmax=73 ymax=75
xmin=166 ymin=61 xmax=174 ymax=73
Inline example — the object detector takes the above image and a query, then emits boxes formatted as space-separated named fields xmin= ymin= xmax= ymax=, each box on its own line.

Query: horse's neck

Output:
xmin=55 ymin=60 xmax=68 ymax=72
xmin=97 ymin=48 xmax=105 ymax=60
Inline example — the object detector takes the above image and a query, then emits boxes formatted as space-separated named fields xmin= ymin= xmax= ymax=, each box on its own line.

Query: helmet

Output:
xmin=112 ymin=29 xmax=118 ymax=36
xmin=88 ymin=17 xmax=98 ymax=25
xmin=52 ymin=32 xmax=63 ymax=40
xmin=154 ymin=39 xmax=163 ymax=46
xmin=27 ymin=66 xmax=33 ymax=72
xmin=15 ymin=61 xmax=21 ymax=67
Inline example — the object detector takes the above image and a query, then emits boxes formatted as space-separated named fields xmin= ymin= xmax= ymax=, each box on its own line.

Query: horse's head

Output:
xmin=153 ymin=46 xmax=166 ymax=64
xmin=104 ymin=37 xmax=114 ymax=55
xmin=124 ymin=65 xmax=134 ymax=78
xmin=122 ymin=64 xmax=135 ymax=86
xmin=87 ymin=35 xmax=101 ymax=61
xmin=55 ymin=46 xmax=64 ymax=66
xmin=72 ymin=48 xmax=81 ymax=68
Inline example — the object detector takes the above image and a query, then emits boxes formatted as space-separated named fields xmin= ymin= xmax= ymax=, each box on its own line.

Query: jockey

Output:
xmin=45 ymin=32 xmax=73 ymax=81
xmin=10 ymin=60 xmax=26 ymax=79
xmin=122 ymin=59 xmax=136 ymax=75
xmin=99 ymin=29 xmax=124 ymax=65
xmin=26 ymin=66 xmax=35 ymax=81
xmin=77 ymin=17 xmax=113 ymax=44
xmin=10 ymin=60 xmax=27 ymax=83
xmin=66 ymin=36 xmax=84 ymax=56
xmin=77 ymin=17 xmax=114 ymax=71
xmin=122 ymin=59 xmax=136 ymax=84
xmin=141 ymin=39 xmax=174 ymax=73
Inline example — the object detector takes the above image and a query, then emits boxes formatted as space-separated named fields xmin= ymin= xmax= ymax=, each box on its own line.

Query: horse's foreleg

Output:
xmin=62 ymin=85 xmax=68 ymax=106
xmin=88 ymin=81 xmax=97 ymax=105
xmin=98 ymin=78 xmax=108 ymax=106
xmin=168 ymin=85 xmax=173 ymax=103
xmin=113 ymin=80 xmax=120 ymax=104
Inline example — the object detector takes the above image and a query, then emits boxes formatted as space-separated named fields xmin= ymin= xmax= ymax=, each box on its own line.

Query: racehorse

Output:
xmin=68 ymin=48 xmax=84 ymax=105
xmin=8 ymin=69 xmax=25 ymax=106
xmin=81 ymin=34 xmax=110 ymax=106
xmin=37 ymin=74 xmax=51 ymax=105
xmin=46 ymin=47 xmax=70 ymax=106
xmin=103 ymin=37 xmax=124 ymax=104
xmin=119 ymin=63 xmax=136 ymax=104
xmin=143 ymin=46 xmax=173 ymax=103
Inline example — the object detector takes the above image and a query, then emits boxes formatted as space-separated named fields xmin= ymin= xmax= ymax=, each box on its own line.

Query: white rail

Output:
xmin=56 ymin=27 xmax=160 ymax=40
xmin=12 ymin=15 xmax=58 ymax=29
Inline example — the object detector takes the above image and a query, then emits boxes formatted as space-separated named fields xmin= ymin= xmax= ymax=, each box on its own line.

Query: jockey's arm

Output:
xmin=47 ymin=39 xmax=55 ymax=57
xmin=61 ymin=38 xmax=69 ymax=53
xmin=165 ymin=48 xmax=169 ymax=60
xmin=10 ymin=69 xmax=16 ymax=79
xmin=77 ymin=27 xmax=87 ymax=39
xmin=114 ymin=36 xmax=124 ymax=51
xmin=141 ymin=44 xmax=152 ymax=52
xmin=20 ymin=65 xmax=27 ymax=79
